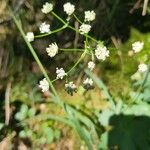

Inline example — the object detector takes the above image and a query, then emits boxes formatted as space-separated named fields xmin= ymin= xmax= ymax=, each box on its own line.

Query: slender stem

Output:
xmin=35 ymin=25 xmax=67 ymax=38
xmin=23 ymin=114 xmax=74 ymax=128
xmin=51 ymin=11 xmax=98 ymax=43
xmin=51 ymin=11 xmax=67 ymax=25
xmin=51 ymin=50 xmax=87 ymax=83
xmin=11 ymin=10 xmax=97 ymax=149
xmin=11 ymin=12 xmax=64 ymax=106
xmin=60 ymin=48 xmax=84 ymax=52
xmin=52 ymin=78 xmax=58 ymax=83
xmin=67 ymin=50 xmax=87 ymax=74
xmin=73 ymin=14 xmax=82 ymax=24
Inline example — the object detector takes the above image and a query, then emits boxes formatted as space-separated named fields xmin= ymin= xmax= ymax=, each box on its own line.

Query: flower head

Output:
xmin=79 ymin=24 xmax=91 ymax=34
xmin=95 ymin=45 xmax=109 ymax=61
xmin=39 ymin=78 xmax=49 ymax=92
xmin=65 ymin=81 xmax=77 ymax=96
xmin=132 ymin=41 xmax=144 ymax=53
xmin=41 ymin=2 xmax=53 ymax=14
xmin=39 ymin=22 xmax=50 ymax=33
xmin=63 ymin=2 xmax=75 ymax=16
xmin=26 ymin=32 xmax=34 ymax=42
xmin=88 ymin=61 xmax=95 ymax=71
xmin=83 ymin=78 xmax=94 ymax=90
xmin=46 ymin=43 xmax=58 ymax=57
xmin=138 ymin=63 xmax=148 ymax=73
xmin=131 ymin=72 xmax=142 ymax=81
xmin=84 ymin=10 xmax=96 ymax=22
xmin=56 ymin=68 xmax=67 ymax=79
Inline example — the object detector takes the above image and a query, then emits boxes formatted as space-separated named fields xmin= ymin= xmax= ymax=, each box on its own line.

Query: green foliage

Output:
xmin=15 ymin=104 xmax=36 ymax=121
xmin=11 ymin=72 xmax=43 ymax=104
xmin=15 ymin=104 xmax=61 ymax=147
xmin=1 ymin=0 xmax=150 ymax=149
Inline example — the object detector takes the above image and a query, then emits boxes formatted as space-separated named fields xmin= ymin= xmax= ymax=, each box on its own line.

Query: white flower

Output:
xmin=95 ymin=45 xmax=109 ymax=61
xmin=88 ymin=61 xmax=95 ymax=71
xmin=39 ymin=78 xmax=49 ymax=92
xmin=63 ymin=2 xmax=75 ymax=16
xmin=65 ymin=81 xmax=76 ymax=89
xmin=41 ymin=2 xmax=53 ymax=14
xmin=83 ymin=78 xmax=93 ymax=86
xmin=132 ymin=41 xmax=144 ymax=53
xmin=46 ymin=43 xmax=58 ymax=57
xmin=65 ymin=81 xmax=77 ymax=95
xmin=39 ymin=22 xmax=50 ymax=33
xmin=79 ymin=24 xmax=91 ymax=34
xmin=131 ymin=72 xmax=142 ymax=81
xmin=138 ymin=63 xmax=148 ymax=73
xmin=56 ymin=68 xmax=67 ymax=79
xmin=84 ymin=10 xmax=96 ymax=22
xmin=26 ymin=32 xmax=34 ymax=42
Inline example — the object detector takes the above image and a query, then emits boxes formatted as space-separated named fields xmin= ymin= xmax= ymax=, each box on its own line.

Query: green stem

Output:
xmin=51 ymin=50 xmax=87 ymax=83
xmin=11 ymin=12 xmax=63 ymax=106
xmin=73 ymin=14 xmax=82 ymax=24
xmin=23 ymin=114 xmax=74 ymax=127
xmin=51 ymin=11 xmax=67 ymax=25
xmin=11 ymin=10 xmax=96 ymax=149
xmin=60 ymin=48 xmax=84 ymax=52
xmin=35 ymin=25 xmax=67 ymax=38
xmin=67 ymin=50 xmax=87 ymax=74
xmin=51 ymin=11 xmax=98 ymax=43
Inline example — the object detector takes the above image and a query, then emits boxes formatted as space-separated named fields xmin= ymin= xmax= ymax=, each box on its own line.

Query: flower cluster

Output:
xmin=138 ymin=63 xmax=148 ymax=73
xmin=79 ymin=24 xmax=91 ymax=34
xmin=130 ymin=41 xmax=148 ymax=78
xmin=46 ymin=43 xmax=58 ymax=58
xmin=132 ymin=41 xmax=144 ymax=53
xmin=56 ymin=68 xmax=67 ymax=79
xmin=39 ymin=22 xmax=50 ymax=33
xmin=39 ymin=78 xmax=49 ymax=92
xmin=95 ymin=45 xmax=109 ymax=61
xmin=26 ymin=32 xmax=34 ymax=42
xmin=78 ymin=10 xmax=95 ymax=34
xmin=88 ymin=61 xmax=95 ymax=71
xmin=41 ymin=2 xmax=53 ymax=14
xmin=63 ymin=2 xmax=75 ymax=16
xmin=65 ymin=82 xmax=77 ymax=96
xmin=33 ymin=2 xmax=150 ymax=96
xmin=83 ymin=78 xmax=94 ymax=90
xmin=26 ymin=2 xmax=113 ymax=95
xmin=84 ymin=10 xmax=96 ymax=22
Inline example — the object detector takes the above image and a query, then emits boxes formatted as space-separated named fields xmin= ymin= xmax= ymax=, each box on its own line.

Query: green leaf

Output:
xmin=65 ymin=105 xmax=94 ymax=150
xmin=19 ymin=130 xmax=27 ymax=138
xmin=20 ymin=104 xmax=28 ymax=114
xmin=45 ymin=128 xmax=54 ymax=144
xmin=54 ymin=129 xmax=61 ymax=140
xmin=15 ymin=112 xmax=26 ymax=121
xmin=28 ymin=108 xmax=36 ymax=118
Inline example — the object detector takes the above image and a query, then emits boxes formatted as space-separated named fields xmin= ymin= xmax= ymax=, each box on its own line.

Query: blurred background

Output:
xmin=0 ymin=0 xmax=150 ymax=149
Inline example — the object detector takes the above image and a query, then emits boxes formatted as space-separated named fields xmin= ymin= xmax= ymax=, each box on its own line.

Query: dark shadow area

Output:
xmin=108 ymin=115 xmax=150 ymax=150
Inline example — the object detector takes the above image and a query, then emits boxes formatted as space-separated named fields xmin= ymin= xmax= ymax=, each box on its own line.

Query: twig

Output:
xmin=74 ymin=21 xmax=80 ymax=48
xmin=142 ymin=0 xmax=149 ymax=16
xmin=0 ymin=132 xmax=16 ymax=149
xmin=129 ymin=0 xmax=142 ymax=14
xmin=5 ymin=81 xmax=11 ymax=125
